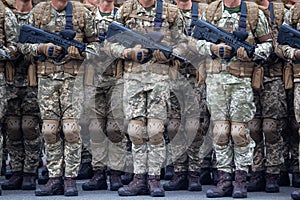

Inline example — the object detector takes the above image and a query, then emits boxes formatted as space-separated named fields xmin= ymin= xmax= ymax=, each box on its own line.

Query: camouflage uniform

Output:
xmin=105 ymin=0 xmax=186 ymax=197
xmin=163 ymin=1 xmax=210 ymax=192
xmin=194 ymin=0 xmax=272 ymax=197
xmin=2 ymin=8 xmax=42 ymax=191
xmin=0 ymin=1 xmax=19 ymax=195
xmin=19 ymin=0 xmax=98 ymax=196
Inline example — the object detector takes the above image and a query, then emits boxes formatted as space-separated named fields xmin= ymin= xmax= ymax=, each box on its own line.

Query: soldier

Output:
xmin=81 ymin=0 xmax=128 ymax=191
xmin=1 ymin=0 xmax=42 ymax=191
xmin=103 ymin=0 xmax=187 ymax=197
xmin=0 ymin=0 xmax=19 ymax=196
xmin=193 ymin=0 xmax=272 ymax=198
xmin=244 ymin=0 xmax=288 ymax=193
xmin=18 ymin=0 xmax=99 ymax=196
xmin=163 ymin=0 xmax=210 ymax=192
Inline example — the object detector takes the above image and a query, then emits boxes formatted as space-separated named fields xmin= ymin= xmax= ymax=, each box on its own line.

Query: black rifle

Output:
xmin=19 ymin=24 xmax=98 ymax=62
xmin=106 ymin=22 xmax=187 ymax=63
xmin=277 ymin=24 xmax=300 ymax=49
xmin=192 ymin=19 xmax=267 ymax=60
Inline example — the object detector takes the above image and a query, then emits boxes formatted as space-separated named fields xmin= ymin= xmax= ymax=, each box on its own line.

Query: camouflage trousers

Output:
xmin=206 ymin=73 xmax=256 ymax=173
xmin=5 ymin=85 xmax=42 ymax=174
xmin=124 ymin=72 xmax=169 ymax=175
xmin=0 ymin=73 xmax=7 ymax=172
xmin=38 ymin=76 xmax=83 ymax=178
xmin=250 ymin=78 xmax=287 ymax=174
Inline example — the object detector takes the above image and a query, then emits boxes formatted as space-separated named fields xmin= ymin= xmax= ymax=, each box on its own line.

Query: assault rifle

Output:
xmin=106 ymin=22 xmax=187 ymax=63
xmin=19 ymin=24 xmax=98 ymax=62
xmin=277 ymin=24 xmax=300 ymax=49
xmin=192 ymin=19 xmax=267 ymax=60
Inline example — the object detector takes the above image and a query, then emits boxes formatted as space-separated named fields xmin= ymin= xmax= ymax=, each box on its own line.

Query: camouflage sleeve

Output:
xmin=84 ymin=7 xmax=99 ymax=55
xmin=252 ymin=9 xmax=272 ymax=60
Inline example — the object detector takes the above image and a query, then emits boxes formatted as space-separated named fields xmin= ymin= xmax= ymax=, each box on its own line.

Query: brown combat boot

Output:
xmin=265 ymin=173 xmax=280 ymax=193
xmin=35 ymin=177 xmax=64 ymax=196
xmin=1 ymin=171 xmax=23 ymax=190
xmin=109 ymin=170 xmax=123 ymax=191
xmin=82 ymin=169 xmax=107 ymax=191
xmin=206 ymin=170 xmax=233 ymax=198
xmin=232 ymin=170 xmax=247 ymax=198
xmin=22 ymin=173 xmax=36 ymax=190
xmin=64 ymin=177 xmax=78 ymax=196
xmin=247 ymin=171 xmax=265 ymax=192
xmin=148 ymin=175 xmax=165 ymax=197
xmin=118 ymin=174 xmax=149 ymax=196
xmin=188 ymin=171 xmax=202 ymax=191
xmin=163 ymin=172 xmax=188 ymax=191
xmin=77 ymin=162 xmax=93 ymax=180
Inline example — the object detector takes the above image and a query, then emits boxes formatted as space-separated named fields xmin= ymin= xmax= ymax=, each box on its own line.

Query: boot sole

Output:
xmin=151 ymin=192 xmax=165 ymax=197
xmin=206 ymin=189 xmax=233 ymax=198
xmin=118 ymin=188 xmax=150 ymax=196
xmin=64 ymin=191 xmax=78 ymax=196
xmin=82 ymin=185 xmax=108 ymax=191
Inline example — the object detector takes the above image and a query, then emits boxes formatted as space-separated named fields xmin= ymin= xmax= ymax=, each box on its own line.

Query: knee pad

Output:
xmin=42 ymin=119 xmax=59 ymax=144
xmin=128 ymin=120 xmax=145 ymax=145
xmin=263 ymin=118 xmax=281 ymax=144
xmin=89 ymin=118 xmax=106 ymax=143
xmin=107 ymin=118 xmax=124 ymax=143
xmin=166 ymin=118 xmax=180 ymax=141
xmin=22 ymin=115 xmax=40 ymax=140
xmin=147 ymin=118 xmax=164 ymax=145
xmin=248 ymin=118 xmax=262 ymax=143
xmin=62 ymin=119 xmax=81 ymax=143
xmin=231 ymin=122 xmax=250 ymax=147
xmin=185 ymin=118 xmax=202 ymax=142
xmin=6 ymin=116 xmax=22 ymax=141
xmin=213 ymin=121 xmax=230 ymax=146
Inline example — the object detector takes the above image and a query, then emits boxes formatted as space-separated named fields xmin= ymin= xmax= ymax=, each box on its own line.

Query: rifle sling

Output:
xmin=239 ymin=1 xmax=247 ymax=32
xmin=65 ymin=1 xmax=73 ymax=30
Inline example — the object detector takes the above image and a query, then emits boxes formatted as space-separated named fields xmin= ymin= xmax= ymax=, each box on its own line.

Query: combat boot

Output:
xmin=206 ymin=170 xmax=233 ymax=198
xmin=77 ymin=162 xmax=93 ymax=180
xmin=118 ymin=174 xmax=149 ymax=196
xmin=148 ymin=175 xmax=165 ymax=197
xmin=22 ymin=173 xmax=36 ymax=190
xmin=293 ymin=172 xmax=300 ymax=188
xmin=109 ymin=170 xmax=123 ymax=191
xmin=278 ymin=171 xmax=290 ymax=186
xmin=1 ymin=171 xmax=23 ymax=190
xmin=232 ymin=170 xmax=247 ymax=198
xmin=64 ymin=177 xmax=78 ymax=196
xmin=212 ymin=168 xmax=219 ymax=185
xmin=121 ymin=172 xmax=133 ymax=185
xmin=200 ymin=168 xmax=212 ymax=185
xmin=247 ymin=171 xmax=265 ymax=192
xmin=292 ymin=189 xmax=300 ymax=200
xmin=188 ymin=171 xmax=202 ymax=191
xmin=82 ymin=169 xmax=107 ymax=190
xmin=163 ymin=172 xmax=188 ymax=191
xmin=164 ymin=165 xmax=174 ymax=180
xmin=265 ymin=173 xmax=280 ymax=193
xmin=35 ymin=177 xmax=64 ymax=196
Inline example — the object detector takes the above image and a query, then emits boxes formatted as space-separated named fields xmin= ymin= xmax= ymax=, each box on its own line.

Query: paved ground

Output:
xmin=0 ymin=178 xmax=297 ymax=200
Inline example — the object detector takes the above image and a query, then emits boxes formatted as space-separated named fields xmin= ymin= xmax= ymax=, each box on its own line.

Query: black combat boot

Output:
xmin=109 ymin=170 xmax=123 ymax=191
xmin=121 ymin=172 xmax=133 ymax=185
xmin=64 ymin=177 xmax=78 ymax=196
xmin=1 ymin=171 xmax=23 ymax=190
xmin=163 ymin=172 xmax=188 ymax=191
xmin=200 ymin=168 xmax=213 ymax=185
xmin=232 ymin=170 xmax=247 ymax=198
xmin=247 ymin=171 xmax=265 ymax=192
xmin=82 ymin=169 xmax=107 ymax=191
xmin=77 ymin=162 xmax=93 ymax=180
xmin=265 ymin=173 xmax=280 ymax=193
xmin=188 ymin=171 xmax=202 ymax=191
xmin=292 ymin=190 xmax=300 ymax=200
xmin=148 ymin=175 xmax=165 ymax=197
xmin=164 ymin=165 xmax=174 ymax=180
xmin=278 ymin=171 xmax=290 ymax=186
xmin=293 ymin=172 xmax=300 ymax=187
xmin=206 ymin=170 xmax=233 ymax=198
xmin=118 ymin=174 xmax=149 ymax=196
xmin=35 ymin=177 xmax=64 ymax=196
xmin=22 ymin=173 xmax=36 ymax=190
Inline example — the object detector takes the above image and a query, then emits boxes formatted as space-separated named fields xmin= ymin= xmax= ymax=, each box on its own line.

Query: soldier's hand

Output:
xmin=294 ymin=50 xmax=300 ymax=60
xmin=124 ymin=45 xmax=149 ymax=63
xmin=236 ymin=47 xmax=251 ymax=61
xmin=38 ymin=43 xmax=63 ymax=58
xmin=153 ymin=50 xmax=170 ymax=63
xmin=210 ymin=43 xmax=233 ymax=59
xmin=68 ymin=46 xmax=86 ymax=60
